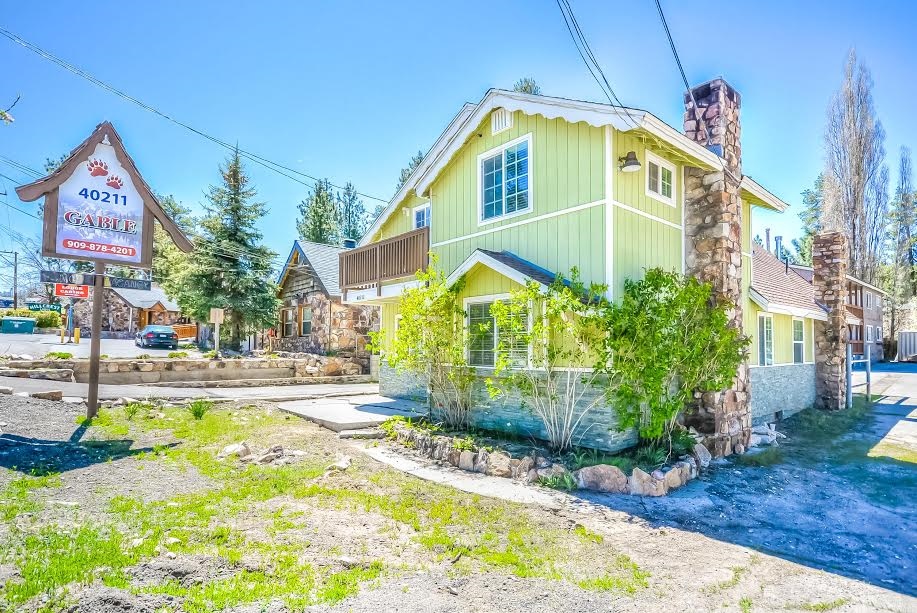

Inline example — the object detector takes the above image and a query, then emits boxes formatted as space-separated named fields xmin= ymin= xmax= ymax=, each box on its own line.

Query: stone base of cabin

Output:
xmin=379 ymin=361 xmax=429 ymax=403
xmin=749 ymin=363 xmax=816 ymax=425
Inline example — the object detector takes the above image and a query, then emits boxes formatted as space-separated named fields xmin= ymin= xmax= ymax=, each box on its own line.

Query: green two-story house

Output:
xmin=341 ymin=79 xmax=815 ymax=454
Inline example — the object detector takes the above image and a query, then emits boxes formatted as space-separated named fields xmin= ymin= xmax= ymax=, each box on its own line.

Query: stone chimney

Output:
xmin=682 ymin=78 xmax=749 ymax=456
xmin=812 ymin=232 xmax=849 ymax=410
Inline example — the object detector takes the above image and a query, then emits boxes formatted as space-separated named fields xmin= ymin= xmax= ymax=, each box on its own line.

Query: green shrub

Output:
xmin=539 ymin=472 xmax=578 ymax=491
xmin=736 ymin=447 xmax=784 ymax=467
xmin=123 ymin=401 xmax=152 ymax=421
xmin=632 ymin=444 xmax=667 ymax=472
xmin=34 ymin=311 xmax=62 ymax=328
xmin=168 ymin=351 xmax=189 ymax=358
xmin=202 ymin=350 xmax=218 ymax=359
xmin=187 ymin=400 xmax=213 ymax=420
xmin=45 ymin=351 xmax=73 ymax=360
xmin=136 ymin=354 xmax=152 ymax=359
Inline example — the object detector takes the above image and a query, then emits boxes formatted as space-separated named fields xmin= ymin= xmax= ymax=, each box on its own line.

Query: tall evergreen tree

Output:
xmin=153 ymin=193 xmax=193 ymax=295
xmin=337 ymin=182 xmax=367 ymax=242
xmin=395 ymin=151 xmax=424 ymax=191
xmin=297 ymin=179 xmax=339 ymax=245
xmin=792 ymin=174 xmax=825 ymax=265
xmin=513 ymin=77 xmax=541 ymax=95
xmin=174 ymin=148 xmax=280 ymax=351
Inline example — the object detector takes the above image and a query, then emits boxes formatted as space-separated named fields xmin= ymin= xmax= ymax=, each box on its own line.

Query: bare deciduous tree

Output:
xmin=822 ymin=49 xmax=889 ymax=283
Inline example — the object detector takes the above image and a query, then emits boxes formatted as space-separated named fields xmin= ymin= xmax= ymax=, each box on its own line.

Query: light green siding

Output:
xmin=612 ymin=206 xmax=681 ymax=298
xmin=612 ymin=131 xmax=683 ymax=226
xmin=747 ymin=302 xmax=816 ymax=367
xmin=373 ymin=193 xmax=428 ymax=242
xmin=455 ymin=265 xmax=523 ymax=300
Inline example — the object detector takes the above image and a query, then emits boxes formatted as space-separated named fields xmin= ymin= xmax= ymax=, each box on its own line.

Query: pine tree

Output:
xmin=337 ymin=182 xmax=367 ymax=242
xmin=792 ymin=174 xmax=825 ymax=265
xmin=153 ymin=193 xmax=193 ymax=295
xmin=297 ymin=179 xmax=339 ymax=245
xmin=396 ymin=151 xmax=424 ymax=191
xmin=174 ymin=148 xmax=280 ymax=351
xmin=513 ymin=77 xmax=541 ymax=95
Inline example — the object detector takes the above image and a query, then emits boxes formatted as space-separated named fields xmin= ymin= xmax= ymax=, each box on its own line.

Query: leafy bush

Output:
xmin=669 ymin=427 xmax=699 ymax=457
xmin=168 ymin=351 xmax=189 ymax=358
xmin=488 ymin=269 xmax=607 ymax=451
xmin=0 ymin=308 xmax=61 ymax=328
xmin=566 ymin=448 xmax=633 ymax=474
xmin=386 ymin=259 xmax=475 ymax=428
xmin=45 ymin=351 xmax=73 ymax=360
xmin=632 ymin=444 xmax=667 ymax=472
xmin=202 ymin=350 xmax=218 ymax=359
xmin=187 ymin=400 xmax=213 ymax=420
xmin=539 ymin=472 xmax=578 ymax=491
xmin=123 ymin=401 xmax=152 ymax=421
xmin=596 ymin=269 xmax=748 ymax=448
xmin=136 ymin=354 xmax=152 ymax=359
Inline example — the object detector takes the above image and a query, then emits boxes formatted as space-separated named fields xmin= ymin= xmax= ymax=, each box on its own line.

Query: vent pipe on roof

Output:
xmin=765 ymin=228 xmax=771 ymax=252
xmin=774 ymin=235 xmax=783 ymax=257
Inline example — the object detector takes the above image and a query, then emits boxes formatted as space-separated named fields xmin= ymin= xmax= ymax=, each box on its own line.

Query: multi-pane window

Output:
xmin=758 ymin=315 xmax=774 ymax=366
xmin=481 ymin=137 xmax=530 ymax=222
xmin=793 ymin=319 xmax=804 ymax=364
xmin=467 ymin=300 xmax=528 ymax=368
xmin=300 ymin=306 xmax=312 ymax=336
xmin=646 ymin=151 xmax=675 ymax=205
xmin=282 ymin=308 xmax=296 ymax=338
xmin=876 ymin=326 xmax=882 ymax=342
xmin=413 ymin=204 xmax=430 ymax=229
xmin=866 ymin=325 xmax=873 ymax=342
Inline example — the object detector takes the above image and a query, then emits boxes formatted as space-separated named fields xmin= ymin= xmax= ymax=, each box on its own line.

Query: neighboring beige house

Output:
xmin=275 ymin=240 xmax=379 ymax=359
xmin=790 ymin=263 xmax=886 ymax=362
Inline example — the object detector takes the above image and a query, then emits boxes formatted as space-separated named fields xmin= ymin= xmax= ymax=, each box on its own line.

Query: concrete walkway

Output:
xmin=277 ymin=395 xmax=425 ymax=431
xmin=0 ymin=376 xmax=379 ymax=402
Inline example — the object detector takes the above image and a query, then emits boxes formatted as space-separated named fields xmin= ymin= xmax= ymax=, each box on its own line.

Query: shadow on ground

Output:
xmin=0 ymin=421 xmax=175 ymax=475
xmin=577 ymin=378 xmax=917 ymax=597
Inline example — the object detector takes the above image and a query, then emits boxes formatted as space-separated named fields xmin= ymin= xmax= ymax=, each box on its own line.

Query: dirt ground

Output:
xmin=0 ymin=395 xmax=914 ymax=612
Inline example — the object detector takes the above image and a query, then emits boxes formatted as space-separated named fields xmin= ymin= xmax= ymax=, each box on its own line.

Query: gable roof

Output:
xmin=789 ymin=263 xmax=887 ymax=296
xmin=111 ymin=283 xmax=180 ymax=311
xmin=750 ymin=244 xmax=826 ymax=320
xmin=364 ymin=89 xmax=789 ymax=246
xmin=277 ymin=240 xmax=347 ymax=297
xmin=16 ymin=121 xmax=193 ymax=254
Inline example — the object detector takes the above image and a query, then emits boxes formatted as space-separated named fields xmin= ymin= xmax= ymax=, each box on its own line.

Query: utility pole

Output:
xmin=0 ymin=251 xmax=17 ymax=309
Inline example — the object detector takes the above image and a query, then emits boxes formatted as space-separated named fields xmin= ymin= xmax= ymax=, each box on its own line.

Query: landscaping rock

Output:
xmin=663 ymin=467 xmax=684 ymax=490
xmin=327 ymin=456 xmax=352 ymax=471
xmin=341 ymin=362 xmax=363 ymax=376
xmin=29 ymin=390 xmax=63 ymax=401
xmin=534 ymin=456 xmax=552 ymax=469
xmin=525 ymin=469 xmax=539 ymax=483
xmin=218 ymin=441 xmax=251 ymax=460
xmin=472 ymin=450 xmax=488 ymax=473
xmin=574 ymin=464 xmax=629 ymax=493
xmin=255 ymin=444 xmax=284 ymax=465
xmin=458 ymin=450 xmax=476 ymax=471
xmin=0 ymin=386 xmax=12 ymax=394
xmin=447 ymin=449 xmax=461 ymax=467
xmin=485 ymin=452 xmax=513 ymax=478
xmin=693 ymin=443 xmax=712 ymax=469
xmin=513 ymin=456 xmax=534 ymax=479
xmin=536 ymin=464 xmax=569 ymax=480
xmin=629 ymin=467 xmax=667 ymax=497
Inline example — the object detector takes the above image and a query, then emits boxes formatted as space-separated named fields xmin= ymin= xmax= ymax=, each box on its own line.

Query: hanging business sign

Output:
xmin=109 ymin=276 xmax=152 ymax=291
xmin=54 ymin=283 xmax=90 ymax=299
xmin=27 ymin=302 xmax=62 ymax=313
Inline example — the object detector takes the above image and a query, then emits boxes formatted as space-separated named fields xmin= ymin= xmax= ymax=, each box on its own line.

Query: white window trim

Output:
xmin=644 ymin=150 xmax=677 ymax=208
xmin=758 ymin=313 xmax=774 ymax=366
xmin=462 ymin=293 xmax=532 ymax=369
xmin=865 ymin=325 xmax=873 ymax=342
xmin=476 ymin=133 xmax=534 ymax=227
xmin=876 ymin=326 xmax=882 ymax=342
xmin=412 ymin=203 xmax=431 ymax=230
xmin=792 ymin=317 xmax=805 ymax=364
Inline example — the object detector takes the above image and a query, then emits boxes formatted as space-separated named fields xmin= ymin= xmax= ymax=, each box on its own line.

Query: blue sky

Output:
xmin=2 ymin=0 xmax=915 ymax=274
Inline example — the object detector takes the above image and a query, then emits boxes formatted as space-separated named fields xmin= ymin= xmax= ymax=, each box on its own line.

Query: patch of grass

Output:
xmin=868 ymin=441 xmax=917 ymax=464
xmin=75 ymin=410 xmax=129 ymax=437
xmin=788 ymin=395 xmax=870 ymax=441
xmin=797 ymin=598 xmax=849 ymax=611
xmin=0 ymin=473 xmax=62 ymax=521
xmin=573 ymin=524 xmax=603 ymax=544
xmin=632 ymin=443 xmax=667 ymax=472
xmin=136 ymin=353 xmax=152 ymax=359
xmin=740 ymin=596 xmax=753 ymax=612
xmin=123 ymin=401 xmax=153 ymax=421
xmin=379 ymin=415 xmax=441 ymax=439
xmin=736 ymin=447 xmax=784 ymax=467
xmin=167 ymin=351 xmax=189 ymax=359
xmin=44 ymin=351 xmax=72 ymax=360
xmin=566 ymin=448 xmax=635 ymax=475
xmin=186 ymin=399 xmax=213 ymax=421
xmin=708 ymin=566 xmax=748 ymax=593
xmin=575 ymin=555 xmax=649 ymax=594
xmin=538 ymin=472 xmax=578 ymax=491
xmin=202 ymin=350 xmax=218 ymax=359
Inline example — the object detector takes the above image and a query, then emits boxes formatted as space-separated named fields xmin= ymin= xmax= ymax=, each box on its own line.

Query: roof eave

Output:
xmin=740 ymin=176 xmax=789 ymax=212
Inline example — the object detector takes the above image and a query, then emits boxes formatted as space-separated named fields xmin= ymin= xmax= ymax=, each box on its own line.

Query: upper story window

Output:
xmin=478 ymin=134 xmax=531 ymax=224
xmin=413 ymin=204 xmax=431 ymax=229
xmin=645 ymin=150 xmax=675 ymax=207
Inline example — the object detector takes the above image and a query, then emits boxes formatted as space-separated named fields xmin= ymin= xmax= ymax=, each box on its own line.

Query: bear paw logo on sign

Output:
xmin=87 ymin=159 xmax=109 ymax=177
xmin=106 ymin=175 xmax=123 ymax=189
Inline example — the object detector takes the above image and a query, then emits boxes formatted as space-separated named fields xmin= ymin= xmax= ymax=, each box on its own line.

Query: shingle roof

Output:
xmin=751 ymin=245 xmax=824 ymax=314
xmin=295 ymin=240 xmax=347 ymax=297
xmin=110 ymin=283 xmax=180 ymax=311
xmin=477 ymin=249 xmax=564 ymax=288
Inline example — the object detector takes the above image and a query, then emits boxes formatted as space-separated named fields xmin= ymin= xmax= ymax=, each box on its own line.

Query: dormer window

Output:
xmin=645 ymin=150 xmax=675 ymax=206
xmin=478 ymin=134 xmax=532 ymax=224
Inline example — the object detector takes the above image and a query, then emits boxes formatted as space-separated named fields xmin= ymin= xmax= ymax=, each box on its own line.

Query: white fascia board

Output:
xmin=740 ymin=176 xmax=789 ymax=212
xmin=358 ymin=103 xmax=477 ymax=247
xmin=638 ymin=113 xmax=722 ymax=170
xmin=749 ymin=287 xmax=769 ymax=311
xmin=766 ymin=303 xmax=828 ymax=322
xmin=846 ymin=275 xmax=886 ymax=296
xmin=342 ymin=280 xmax=421 ymax=305
xmin=445 ymin=250 xmax=548 ymax=291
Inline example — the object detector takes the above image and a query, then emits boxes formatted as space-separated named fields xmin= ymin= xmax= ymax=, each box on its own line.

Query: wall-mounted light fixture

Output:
xmin=618 ymin=151 xmax=641 ymax=173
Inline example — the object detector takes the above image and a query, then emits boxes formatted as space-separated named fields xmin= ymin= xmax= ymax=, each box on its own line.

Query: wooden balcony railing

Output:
xmin=172 ymin=323 xmax=198 ymax=340
xmin=340 ymin=226 xmax=429 ymax=294
xmin=846 ymin=304 xmax=864 ymax=320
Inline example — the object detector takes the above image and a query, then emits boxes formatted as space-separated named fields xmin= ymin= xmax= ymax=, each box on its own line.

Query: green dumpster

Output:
xmin=1 ymin=316 xmax=37 ymax=334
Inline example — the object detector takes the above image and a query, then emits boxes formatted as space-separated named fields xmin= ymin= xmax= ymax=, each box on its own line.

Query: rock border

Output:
xmin=388 ymin=424 xmax=709 ymax=497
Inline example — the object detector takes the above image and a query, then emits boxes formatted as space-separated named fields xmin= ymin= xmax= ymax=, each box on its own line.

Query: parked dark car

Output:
xmin=135 ymin=325 xmax=179 ymax=350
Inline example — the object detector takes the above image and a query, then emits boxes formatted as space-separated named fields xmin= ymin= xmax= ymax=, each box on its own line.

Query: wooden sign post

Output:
xmin=17 ymin=121 xmax=193 ymax=418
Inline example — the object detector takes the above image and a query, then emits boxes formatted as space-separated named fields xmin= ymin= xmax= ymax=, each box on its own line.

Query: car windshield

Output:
xmin=145 ymin=326 xmax=174 ymax=332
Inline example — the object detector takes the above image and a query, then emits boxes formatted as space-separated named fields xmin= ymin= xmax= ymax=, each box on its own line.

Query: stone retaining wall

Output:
xmin=0 ymin=354 xmax=365 ymax=385
xmin=749 ymin=364 xmax=815 ymax=425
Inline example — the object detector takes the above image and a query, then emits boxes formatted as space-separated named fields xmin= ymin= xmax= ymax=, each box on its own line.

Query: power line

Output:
xmin=0 ymin=155 xmax=42 ymax=178
xmin=554 ymin=0 xmax=640 ymax=130
xmin=653 ymin=0 xmax=710 ymax=146
xmin=0 ymin=26 xmax=389 ymax=203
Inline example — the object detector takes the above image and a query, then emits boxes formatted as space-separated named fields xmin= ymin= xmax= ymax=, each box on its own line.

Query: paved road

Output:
xmin=0 ymin=376 xmax=379 ymax=402
xmin=0 ymin=333 xmax=196 ymax=359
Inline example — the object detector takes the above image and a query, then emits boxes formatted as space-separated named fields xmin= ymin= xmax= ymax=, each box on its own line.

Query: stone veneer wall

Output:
xmin=749 ymin=364 xmax=816 ymax=425
xmin=379 ymin=361 xmax=428 ymax=403
xmin=813 ymin=232 xmax=849 ymax=410
xmin=274 ymin=292 xmax=379 ymax=358
xmin=72 ymin=288 xmax=179 ymax=333
xmin=682 ymin=78 xmax=750 ymax=456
